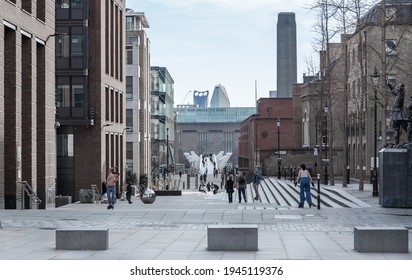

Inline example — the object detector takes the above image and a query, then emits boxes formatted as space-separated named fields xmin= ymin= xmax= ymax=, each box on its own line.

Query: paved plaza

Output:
xmin=0 ymin=176 xmax=412 ymax=260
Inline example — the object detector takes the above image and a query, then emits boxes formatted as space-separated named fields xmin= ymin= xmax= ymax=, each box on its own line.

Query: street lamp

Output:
xmin=323 ymin=102 xmax=329 ymax=185
xmin=371 ymin=67 xmax=380 ymax=197
xmin=276 ymin=118 xmax=281 ymax=179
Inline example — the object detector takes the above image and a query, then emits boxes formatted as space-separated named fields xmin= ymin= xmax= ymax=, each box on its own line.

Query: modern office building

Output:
xmin=277 ymin=12 xmax=297 ymax=98
xmin=210 ymin=84 xmax=230 ymax=108
xmin=125 ymin=9 xmax=151 ymax=183
xmin=55 ymin=0 xmax=126 ymax=201
xmin=151 ymin=66 xmax=175 ymax=178
xmin=0 ymin=0 xmax=56 ymax=209
xmin=193 ymin=90 xmax=209 ymax=108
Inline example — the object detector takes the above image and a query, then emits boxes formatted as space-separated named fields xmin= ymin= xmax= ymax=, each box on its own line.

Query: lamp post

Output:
xmin=276 ymin=118 xmax=281 ymax=179
xmin=371 ymin=68 xmax=380 ymax=197
xmin=323 ymin=102 xmax=329 ymax=185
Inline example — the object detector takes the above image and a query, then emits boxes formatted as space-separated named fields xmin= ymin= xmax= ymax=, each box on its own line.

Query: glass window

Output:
xmin=126 ymin=16 xmax=134 ymax=31
xmin=126 ymin=142 xmax=133 ymax=159
xmin=56 ymin=34 xmax=69 ymax=58
xmin=126 ymin=47 xmax=133 ymax=65
xmin=126 ymin=76 xmax=133 ymax=99
xmin=56 ymin=0 xmax=70 ymax=8
xmin=56 ymin=84 xmax=71 ymax=107
xmin=71 ymin=0 xmax=83 ymax=8
xmin=57 ymin=134 xmax=74 ymax=157
xmin=73 ymin=85 xmax=84 ymax=107
xmin=71 ymin=35 xmax=83 ymax=57
xmin=126 ymin=109 xmax=133 ymax=127
xmin=386 ymin=39 xmax=397 ymax=56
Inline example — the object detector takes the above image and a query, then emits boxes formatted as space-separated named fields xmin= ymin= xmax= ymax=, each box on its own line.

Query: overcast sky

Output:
xmin=127 ymin=0 xmax=319 ymax=107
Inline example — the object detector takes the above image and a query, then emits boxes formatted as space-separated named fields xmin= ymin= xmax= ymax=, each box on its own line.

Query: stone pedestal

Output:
xmin=379 ymin=147 xmax=412 ymax=207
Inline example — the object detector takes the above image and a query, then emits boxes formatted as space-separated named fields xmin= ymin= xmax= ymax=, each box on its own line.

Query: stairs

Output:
xmin=204 ymin=178 xmax=371 ymax=208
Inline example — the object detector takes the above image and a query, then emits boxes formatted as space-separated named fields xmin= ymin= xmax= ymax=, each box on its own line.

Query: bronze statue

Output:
xmin=387 ymin=82 xmax=408 ymax=145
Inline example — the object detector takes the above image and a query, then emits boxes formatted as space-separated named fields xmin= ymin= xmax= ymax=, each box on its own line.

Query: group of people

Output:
xmin=204 ymin=164 xmax=316 ymax=208
xmin=101 ymin=167 xmax=135 ymax=210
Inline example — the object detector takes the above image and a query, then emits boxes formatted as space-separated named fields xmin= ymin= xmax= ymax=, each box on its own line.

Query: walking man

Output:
xmin=238 ymin=172 xmax=247 ymax=203
xmin=252 ymin=170 xmax=261 ymax=200
xmin=106 ymin=167 xmax=119 ymax=209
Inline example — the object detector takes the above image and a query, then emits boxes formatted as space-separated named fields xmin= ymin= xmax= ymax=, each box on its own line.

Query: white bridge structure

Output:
xmin=183 ymin=151 xmax=232 ymax=174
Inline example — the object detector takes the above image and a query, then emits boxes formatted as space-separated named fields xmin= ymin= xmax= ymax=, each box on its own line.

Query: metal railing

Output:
xmin=20 ymin=181 xmax=42 ymax=208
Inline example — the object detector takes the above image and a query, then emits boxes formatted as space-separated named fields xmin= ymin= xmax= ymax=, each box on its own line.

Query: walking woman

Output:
xmin=296 ymin=164 xmax=315 ymax=208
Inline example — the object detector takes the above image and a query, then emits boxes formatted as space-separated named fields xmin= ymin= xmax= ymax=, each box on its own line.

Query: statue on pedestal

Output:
xmin=407 ymin=96 xmax=412 ymax=143
xmin=387 ymin=82 xmax=408 ymax=145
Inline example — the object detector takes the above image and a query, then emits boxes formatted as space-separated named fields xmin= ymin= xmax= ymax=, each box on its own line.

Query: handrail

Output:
xmin=19 ymin=181 xmax=42 ymax=205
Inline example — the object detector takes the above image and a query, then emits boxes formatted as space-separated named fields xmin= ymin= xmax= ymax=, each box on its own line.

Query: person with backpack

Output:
xmin=238 ymin=172 xmax=247 ymax=203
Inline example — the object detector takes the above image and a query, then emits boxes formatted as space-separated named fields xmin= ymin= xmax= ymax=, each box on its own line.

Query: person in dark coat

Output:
xmin=126 ymin=183 xmax=133 ymax=204
xmin=226 ymin=175 xmax=235 ymax=203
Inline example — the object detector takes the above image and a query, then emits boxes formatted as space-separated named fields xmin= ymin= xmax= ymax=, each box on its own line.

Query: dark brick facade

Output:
xmin=55 ymin=0 xmax=126 ymax=201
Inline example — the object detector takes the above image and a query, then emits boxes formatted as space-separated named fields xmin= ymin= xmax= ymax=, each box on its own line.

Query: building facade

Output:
xmin=0 ymin=0 xmax=56 ymax=209
xmin=125 ymin=9 xmax=151 ymax=183
xmin=55 ymin=0 xmax=126 ymax=201
xmin=176 ymin=107 xmax=256 ymax=169
xmin=151 ymin=66 xmax=175 ymax=179
xmin=345 ymin=1 xmax=412 ymax=180
xmin=239 ymin=98 xmax=295 ymax=175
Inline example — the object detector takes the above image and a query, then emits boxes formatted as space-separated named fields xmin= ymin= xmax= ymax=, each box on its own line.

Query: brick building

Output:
xmin=0 ymin=0 xmax=56 ymax=209
xmin=55 ymin=0 xmax=126 ymax=201
xmin=238 ymin=98 xmax=295 ymax=175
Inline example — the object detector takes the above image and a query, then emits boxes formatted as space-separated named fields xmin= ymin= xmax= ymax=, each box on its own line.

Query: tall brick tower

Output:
xmin=277 ymin=12 xmax=297 ymax=98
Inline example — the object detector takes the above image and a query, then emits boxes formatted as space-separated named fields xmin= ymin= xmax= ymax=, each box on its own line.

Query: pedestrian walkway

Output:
xmin=0 ymin=176 xmax=411 ymax=260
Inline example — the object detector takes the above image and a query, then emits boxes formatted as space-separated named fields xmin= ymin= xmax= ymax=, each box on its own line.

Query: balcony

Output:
xmin=56 ymin=106 xmax=95 ymax=126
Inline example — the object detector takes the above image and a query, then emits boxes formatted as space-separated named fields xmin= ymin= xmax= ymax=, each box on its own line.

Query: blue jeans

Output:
xmin=238 ymin=187 xmax=247 ymax=202
xmin=299 ymin=178 xmax=312 ymax=204
xmin=227 ymin=192 xmax=233 ymax=203
xmin=107 ymin=186 xmax=116 ymax=205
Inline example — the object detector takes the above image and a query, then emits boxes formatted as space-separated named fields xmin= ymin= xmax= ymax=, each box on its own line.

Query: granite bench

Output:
xmin=354 ymin=226 xmax=409 ymax=253
xmin=56 ymin=228 xmax=109 ymax=250
xmin=207 ymin=224 xmax=258 ymax=251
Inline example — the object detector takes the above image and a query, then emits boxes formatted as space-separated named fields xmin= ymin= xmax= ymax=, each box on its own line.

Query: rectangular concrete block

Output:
xmin=354 ymin=226 xmax=409 ymax=253
xmin=56 ymin=228 xmax=109 ymax=250
xmin=207 ymin=224 xmax=258 ymax=251
xmin=55 ymin=196 xmax=72 ymax=208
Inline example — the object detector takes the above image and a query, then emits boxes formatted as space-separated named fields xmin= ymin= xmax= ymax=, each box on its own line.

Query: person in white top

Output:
xmin=295 ymin=163 xmax=315 ymax=208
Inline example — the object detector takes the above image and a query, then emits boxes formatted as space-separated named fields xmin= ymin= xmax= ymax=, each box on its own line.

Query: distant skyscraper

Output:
xmin=277 ymin=12 xmax=297 ymax=98
xmin=193 ymin=90 xmax=209 ymax=108
xmin=210 ymin=84 xmax=230 ymax=107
